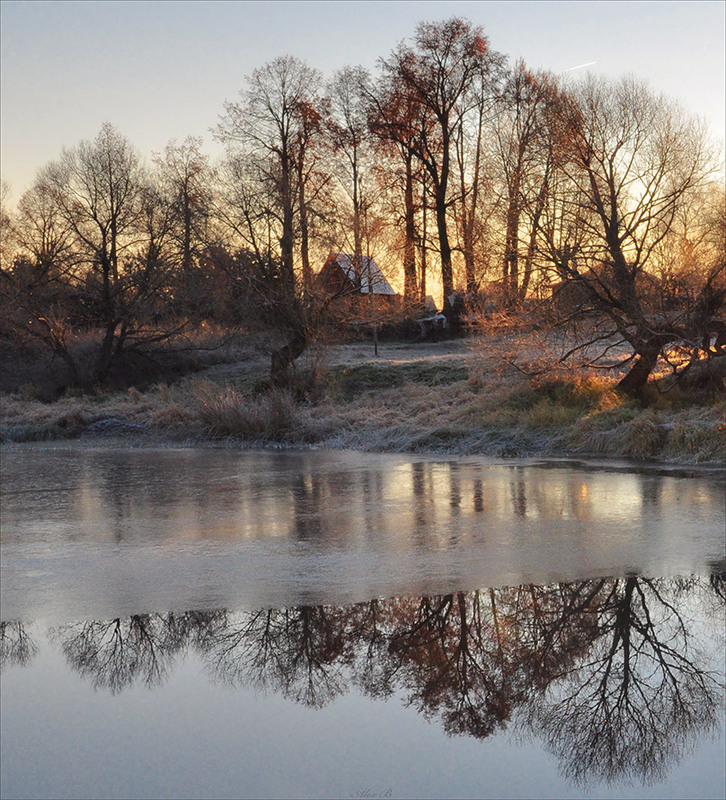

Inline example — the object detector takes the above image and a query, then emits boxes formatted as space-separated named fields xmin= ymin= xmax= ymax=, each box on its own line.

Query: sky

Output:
xmin=1 ymin=0 xmax=724 ymax=204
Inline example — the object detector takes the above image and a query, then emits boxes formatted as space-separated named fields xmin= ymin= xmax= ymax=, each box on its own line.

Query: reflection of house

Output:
xmin=318 ymin=253 xmax=398 ymax=298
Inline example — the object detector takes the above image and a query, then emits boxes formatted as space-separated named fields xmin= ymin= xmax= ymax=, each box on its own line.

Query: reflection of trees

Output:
xmin=529 ymin=577 xmax=725 ymax=786
xmin=0 ymin=621 xmax=38 ymax=670
xmin=387 ymin=592 xmax=514 ymax=737
xmin=707 ymin=559 xmax=725 ymax=601
xmin=51 ymin=613 xmax=200 ymax=694
xmin=197 ymin=606 xmax=352 ymax=708
xmin=346 ymin=599 xmax=398 ymax=701
xmin=19 ymin=574 xmax=724 ymax=788
xmin=381 ymin=583 xmax=604 ymax=739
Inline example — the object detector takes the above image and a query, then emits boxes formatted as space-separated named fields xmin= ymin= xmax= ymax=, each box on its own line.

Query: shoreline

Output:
xmin=2 ymin=432 xmax=725 ymax=476
xmin=3 ymin=333 xmax=725 ymax=468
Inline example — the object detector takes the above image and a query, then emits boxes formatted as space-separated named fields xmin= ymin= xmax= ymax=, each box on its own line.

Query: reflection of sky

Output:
xmin=2 ymin=642 xmax=722 ymax=800
xmin=2 ymin=578 xmax=724 ymax=800
xmin=37 ymin=454 xmax=724 ymax=540
xmin=0 ymin=637 xmax=629 ymax=800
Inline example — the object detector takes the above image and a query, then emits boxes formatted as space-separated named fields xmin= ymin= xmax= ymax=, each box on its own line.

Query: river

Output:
xmin=1 ymin=445 xmax=724 ymax=799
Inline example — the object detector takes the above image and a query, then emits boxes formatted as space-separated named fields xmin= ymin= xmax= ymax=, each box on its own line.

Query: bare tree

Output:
xmin=153 ymin=137 xmax=213 ymax=274
xmin=380 ymin=18 xmax=502 ymax=313
xmin=0 ymin=180 xmax=15 ymax=271
xmin=216 ymin=57 xmax=338 ymax=383
xmin=42 ymin=123 xmax=146 ymax=383
xmin=540 ymin=76 xmax=723 ymax=395
xmin=327 ymin=66 xmax=374 ymax=288
xmin=1 ymin=177 xmax=82 ymax=382
xmin=3 ymin=124 xmax=198 ymax=389
xmin=215 ymin=56 xmax=324 ymax=290
xmin=494 ymin=62 xmax=560 ymax=305
xmin=452 ymin=68 xmax=491 ymax=295
xmin=367 ymin=65 xmax=427 ymax=305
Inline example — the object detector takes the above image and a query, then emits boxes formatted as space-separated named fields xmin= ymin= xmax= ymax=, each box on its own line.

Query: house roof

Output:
xmin=330 ymin=253 xmax=397 ymax=295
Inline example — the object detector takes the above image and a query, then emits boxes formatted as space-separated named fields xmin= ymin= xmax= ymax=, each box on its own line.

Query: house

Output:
xmin=318 ymin=253 xmax=398 ymax=298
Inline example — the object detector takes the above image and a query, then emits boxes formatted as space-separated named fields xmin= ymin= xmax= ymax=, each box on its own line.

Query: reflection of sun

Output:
xmin=580 ymin=475 xmax=642 ymax=522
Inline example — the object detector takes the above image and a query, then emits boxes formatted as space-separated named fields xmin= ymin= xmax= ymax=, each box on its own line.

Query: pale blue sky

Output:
xmin=1 ymin=0 xmax=724 ymax=203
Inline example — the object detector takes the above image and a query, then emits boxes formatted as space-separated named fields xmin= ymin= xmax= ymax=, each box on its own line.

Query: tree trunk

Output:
xmin=298 ymin=165 xmax=311 ymax=294
xmin=434 ymin=184 xmax=453 ymax=314
xmin=419 ymin=175 xmax=428 ymax=303
xmin=616 ymin=350 xmax=659 ymax=397
xmin=503 ymin=167 xmax=521 ymax=306
xmin=270 ymin=331 xmax=307 ymax=388
xmin=518 ymin=174 xmax=548 ymax=303
xmin=280 ymin=153 xmax=295 ymax=288
xmin=352 ymin=158 xmax=362 ymax=277
xmin=403 ymin=153 xmax=417 ymax=304
xmin=435 ymin=136 xmax=453 ymax=316
xmin=182 ymin=182 xmax=193 ymax=274
xmin=458 ymin=106 xmax=483 ymax=296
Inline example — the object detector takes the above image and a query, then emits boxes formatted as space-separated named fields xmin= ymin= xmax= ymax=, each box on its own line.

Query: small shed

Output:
xmin=318 ymin=253 xmax=397 ymax=297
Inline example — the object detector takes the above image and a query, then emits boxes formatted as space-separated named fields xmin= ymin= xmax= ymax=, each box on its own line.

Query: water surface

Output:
xmin=2 ymin=446 xmax=723 ymax=621
xmin=1 ymin=446 xmax=724 ymax=799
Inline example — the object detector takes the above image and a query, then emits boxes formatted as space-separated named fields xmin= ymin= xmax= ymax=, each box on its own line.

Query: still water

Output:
xmin=1 ymin=446 xmax=725 ymax=799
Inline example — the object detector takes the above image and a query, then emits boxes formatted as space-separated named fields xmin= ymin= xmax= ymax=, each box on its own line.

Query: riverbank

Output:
xmin=2 ymin=332 xmax=724 ymax=465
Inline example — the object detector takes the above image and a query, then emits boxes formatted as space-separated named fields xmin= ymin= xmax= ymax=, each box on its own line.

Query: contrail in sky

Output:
xmin=564 ymin=61 xmax=597 ymax=72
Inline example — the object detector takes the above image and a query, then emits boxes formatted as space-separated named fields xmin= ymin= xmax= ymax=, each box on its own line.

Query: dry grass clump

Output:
xmin=193 ymin=384 xmax=325 ymax=443
xmin=565 ymin=399 xmax=725 ymax=463
xmin=195 ymin=385 xmax=288 ymax=440
xmin=606 ymin=411 xmax=664 ymax=459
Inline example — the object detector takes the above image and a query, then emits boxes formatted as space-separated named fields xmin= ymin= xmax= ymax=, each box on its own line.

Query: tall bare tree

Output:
xmin=153 ymin=136 xmax=213 ymax=275
xmin=216 ymin=56 xmax=324 ymax=290
xmin=380 ymin=18 xmax=502 ymax=313
xmin=494 ymin=62 xmax=561 ymax=304
xmin=327 ymin=66 xmax=373 ymax=286
xmin=367 ymin=66 xmax=427 ymax=305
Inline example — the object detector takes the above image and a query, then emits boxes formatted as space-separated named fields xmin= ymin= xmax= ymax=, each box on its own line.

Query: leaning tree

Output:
xmin=540 ymin=75 xmax=724 ymax=396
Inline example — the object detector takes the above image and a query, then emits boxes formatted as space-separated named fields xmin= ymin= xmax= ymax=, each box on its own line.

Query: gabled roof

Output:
xmin=328 ymin=253 xmax=397 ymax=296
